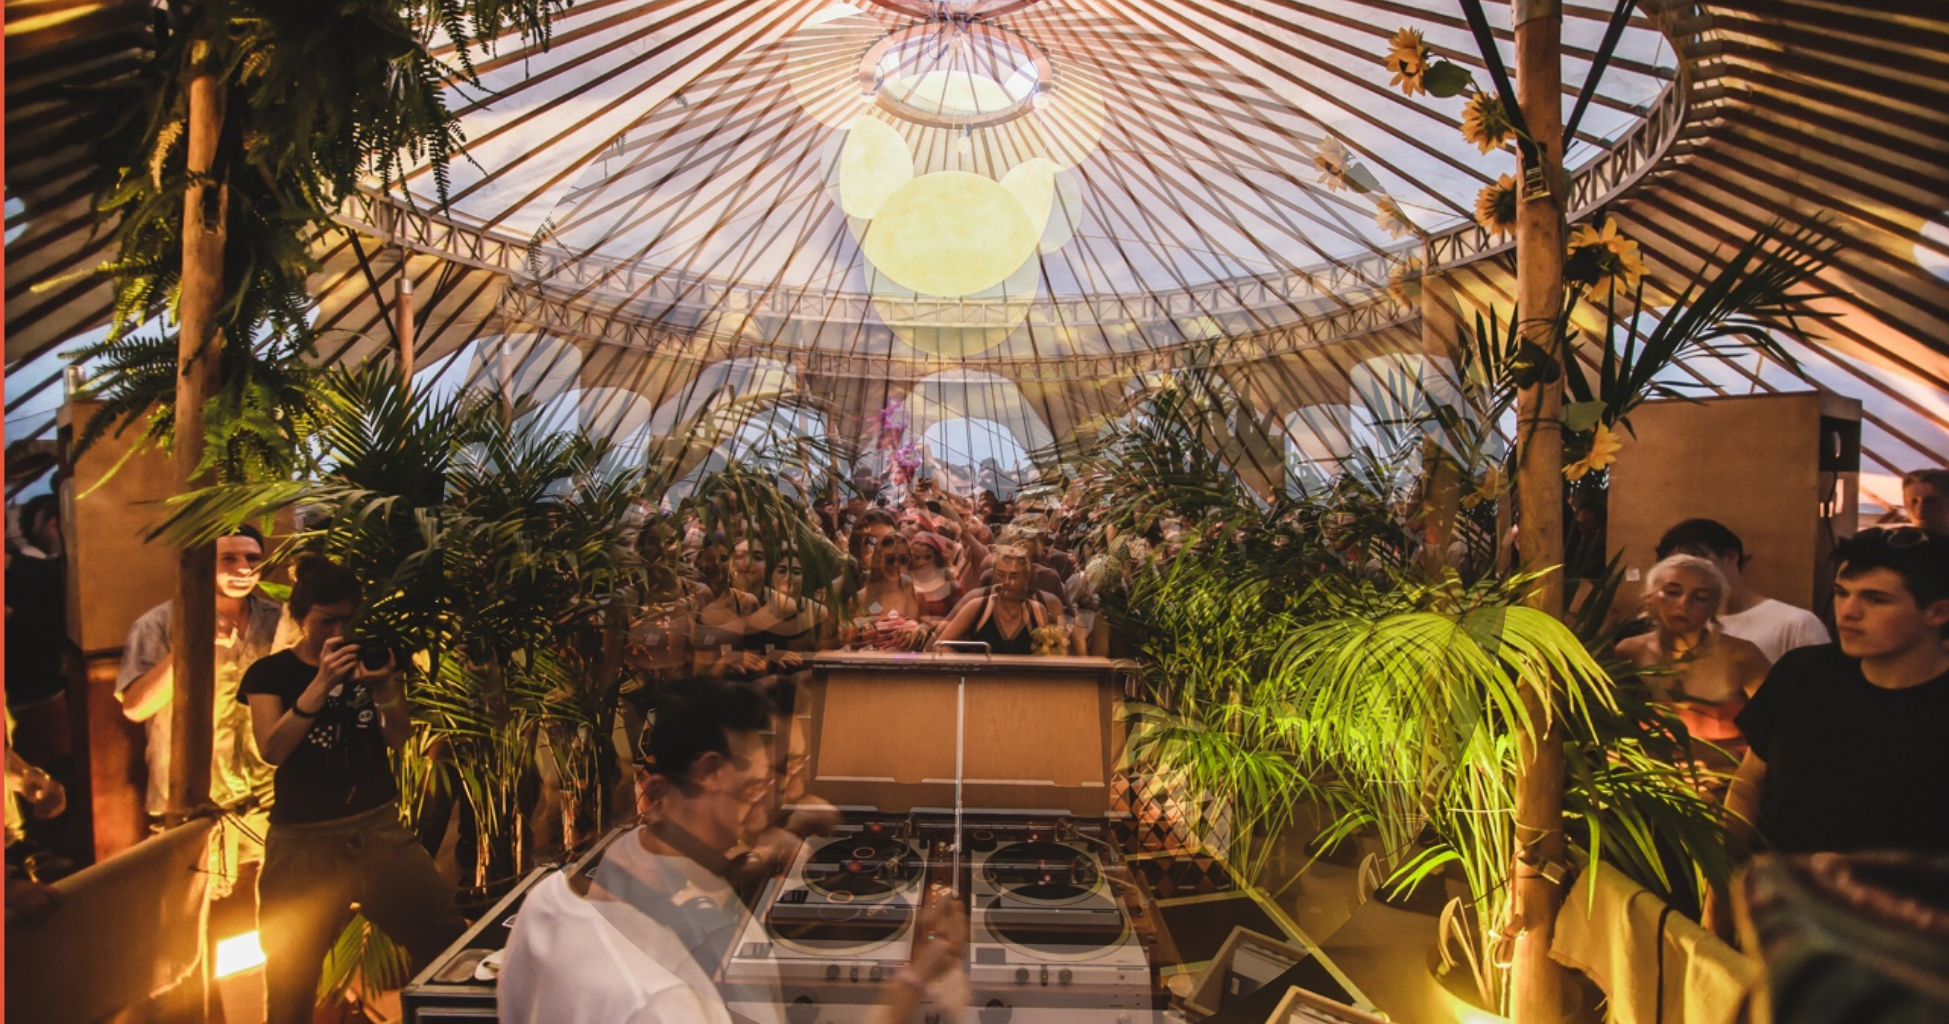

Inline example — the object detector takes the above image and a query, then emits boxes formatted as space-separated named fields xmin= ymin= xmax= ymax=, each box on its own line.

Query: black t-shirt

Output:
xmin=1734 ymin=644 xmax=1949 ymax=854
xmin=237 ymin=650 xmax=399 ymax=826
xmin=4 ymin=554 xmax=68 ymax=706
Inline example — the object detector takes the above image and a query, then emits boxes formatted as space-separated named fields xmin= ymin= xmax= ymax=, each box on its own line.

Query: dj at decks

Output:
xmin=497 ymin=679 xmax=968 ymax=1024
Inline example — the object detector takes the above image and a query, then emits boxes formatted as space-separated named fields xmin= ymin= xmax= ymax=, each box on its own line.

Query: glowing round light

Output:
xmin=861 ymin=171 xmax=1041 ymax=296
xmin=839 ymin=115 xmax=914 ymax=219
xmin=870 ymin=256 xmax=1038 ymax=358
xmin=1039 ymin=167 xmax=1084 ymax=253
xmin=999 ymin=158 xmax=1058 ymax=236
xmin=1024 ymin=75 xmax=1108 ymax=170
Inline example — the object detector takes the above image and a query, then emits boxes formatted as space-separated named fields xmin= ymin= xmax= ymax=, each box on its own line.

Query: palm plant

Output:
xmin=154 ymin=365 xmax=648 ymax=886
xmin=71 ymin=0 xmax=565 ymax=473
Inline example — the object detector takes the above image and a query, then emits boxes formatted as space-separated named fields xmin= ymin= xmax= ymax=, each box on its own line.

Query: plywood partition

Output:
xmin=806 ymin=652 xmax=1123 ymax=817
xmin=59 ymin=400 xmax=179 ymax=860
xmin=60 ymin=399 xmax=178 ymax=656
xmin=1607 ymin=392 xmax=1860 ymax=614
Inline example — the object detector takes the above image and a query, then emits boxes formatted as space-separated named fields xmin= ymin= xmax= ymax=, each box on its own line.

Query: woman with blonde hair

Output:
xmin=1616 ymin=553 xmax=1772 ymax=773
xmin=933 ymin=545 xmax=1078 ymax=655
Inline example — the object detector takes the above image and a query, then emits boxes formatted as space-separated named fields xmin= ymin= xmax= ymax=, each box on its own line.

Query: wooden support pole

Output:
xmin=1419 ymin=274 xmax=1463 ymax=567
xmin=166 ymin=62 xmax=226 ymax=823
xmin=1511 ymin=0 xmax=1570 ymax=1021
xmin=396 ymin=272 xmax=417 ymax=385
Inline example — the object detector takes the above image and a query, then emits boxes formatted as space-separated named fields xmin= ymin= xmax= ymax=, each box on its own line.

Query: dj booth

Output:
xmin=403 ymin=652 xmax=1375 ymax=1024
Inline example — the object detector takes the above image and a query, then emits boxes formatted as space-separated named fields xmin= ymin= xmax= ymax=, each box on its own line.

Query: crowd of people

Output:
xmin=1617 ymin=469 xmax=1949 ymax=931
xmin=627 ymin=480 xmax=1099 ymax=690
xmin=3 ymin=464 xmax=1945 ymax=1012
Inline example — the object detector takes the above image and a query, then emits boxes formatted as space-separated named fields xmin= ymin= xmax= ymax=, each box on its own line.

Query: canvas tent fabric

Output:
xmin=6 ymin=1 xmax=1945 ymax=504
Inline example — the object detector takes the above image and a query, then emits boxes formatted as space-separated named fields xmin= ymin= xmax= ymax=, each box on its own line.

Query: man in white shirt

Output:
xmin=498 ymin=680 xmax=966 ymax=1024
xmin=1656 ymin=518 xmax=1829 ymax=664
xmin=116 ymin=527 xmax=286 ymax=826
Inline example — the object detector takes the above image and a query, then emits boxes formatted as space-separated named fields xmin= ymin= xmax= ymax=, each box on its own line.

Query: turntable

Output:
xmin=724 ymin=818 xmax=938 ymax=1018
xmin=966 ymin=821 xmax=1152 ymax=1020
xmin=731 ymin=652 xmax=1157 ymax=1022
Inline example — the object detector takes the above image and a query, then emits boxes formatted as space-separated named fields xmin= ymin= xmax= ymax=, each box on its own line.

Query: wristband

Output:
xmin=291 ymin=702 xmax=320 ymax=719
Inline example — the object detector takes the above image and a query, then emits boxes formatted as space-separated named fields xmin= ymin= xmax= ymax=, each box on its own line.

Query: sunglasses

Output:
xmin=881 ymin=554 xmax=911 ymax=565
xmin=1883 ymin=526 xmax=1935 ymax=549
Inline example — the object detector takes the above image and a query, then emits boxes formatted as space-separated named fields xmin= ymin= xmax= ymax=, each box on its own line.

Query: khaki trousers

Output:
xmin=257 ymin=804 xmax=463 ymax=1024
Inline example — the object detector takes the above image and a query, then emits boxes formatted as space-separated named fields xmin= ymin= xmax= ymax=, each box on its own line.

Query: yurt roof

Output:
xmin=6 ymin=1 xmax=1945 ymax=505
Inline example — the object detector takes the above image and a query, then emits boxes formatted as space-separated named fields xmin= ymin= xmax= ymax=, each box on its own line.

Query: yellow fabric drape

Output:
xmin=1550 ymin=861 xmax=1761 ymax=1024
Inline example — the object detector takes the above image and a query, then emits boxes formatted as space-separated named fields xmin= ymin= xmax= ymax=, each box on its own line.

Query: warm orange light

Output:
xmin=215 ymin=931 xmax=266 ymax=978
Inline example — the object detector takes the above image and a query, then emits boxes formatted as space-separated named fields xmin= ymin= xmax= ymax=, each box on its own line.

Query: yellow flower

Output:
xmin=1376 ymin=197 xmax=1416 ymax=239
xmin=1388 ymin=254 xmax=1424 ymax=306
xmin=1564 ymin=421 xmax=1622 ymax=481
xmin=1313 ymin=136 xmax=1351 ymax=191
xmin=1460 ymin=92 xmax=1515 ymax=153
xmin=1474 ymin=174 xmax=1517 ymax=236
xmin=1566 ymin=219 xmax=1649 ymax=301
xmin=1385 ymin=28 xmax=1430 ymax=97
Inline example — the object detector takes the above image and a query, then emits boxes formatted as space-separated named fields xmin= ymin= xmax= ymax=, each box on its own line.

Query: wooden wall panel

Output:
xmin=1607 ymin=392 xmax=1860 ymax=614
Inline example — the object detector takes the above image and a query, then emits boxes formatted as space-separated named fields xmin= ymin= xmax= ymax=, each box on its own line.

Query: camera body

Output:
xmin=348 ymin=634 xmax=396 ymax=671
xmin=343 ymin=612 xmax=400 ymax=672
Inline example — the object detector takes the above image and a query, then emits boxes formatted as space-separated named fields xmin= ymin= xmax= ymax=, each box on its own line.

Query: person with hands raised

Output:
xmin=239 ymin=556 xmax=461 ymax=1024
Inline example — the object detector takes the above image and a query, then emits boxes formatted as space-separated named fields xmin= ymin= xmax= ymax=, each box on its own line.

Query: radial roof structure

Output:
xmin=7 ymin=1 xmax=1947 ymax=503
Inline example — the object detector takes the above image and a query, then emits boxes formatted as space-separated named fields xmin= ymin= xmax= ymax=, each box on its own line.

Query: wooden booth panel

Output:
xmin=961 ymin=675 xmax=1108 ymax=787
xmin=1608 ymin=393 xmax=1860 ymax=613
xmin=807 ymin=653 xmax=1121 ymax=818
xmin=61 ymin=399 xmax=178 ymax=655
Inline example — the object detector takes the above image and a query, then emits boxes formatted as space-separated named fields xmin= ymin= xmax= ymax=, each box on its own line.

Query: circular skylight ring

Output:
xmin=862 ymin=22 xmax=1050 ymax=130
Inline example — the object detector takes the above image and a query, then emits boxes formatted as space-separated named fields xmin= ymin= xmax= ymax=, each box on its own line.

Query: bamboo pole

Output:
xmin=1511 ymin=1 xmax=1570 ymax=1021
xmin=166 ymin=61 xmax=226 ymax=823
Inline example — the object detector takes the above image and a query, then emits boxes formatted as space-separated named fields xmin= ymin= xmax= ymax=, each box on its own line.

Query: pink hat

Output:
xmin=909 ymin=532 xmax=951 ymax=562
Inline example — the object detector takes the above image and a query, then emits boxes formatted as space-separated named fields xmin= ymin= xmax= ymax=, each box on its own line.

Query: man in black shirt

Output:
xmin=1726 ymin=527 xmax=1949 ymax=855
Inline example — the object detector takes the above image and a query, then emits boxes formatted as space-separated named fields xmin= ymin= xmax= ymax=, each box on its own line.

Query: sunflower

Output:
xmin=1388 ymin=254 xmax=1425 ymax=306
xmin=1564 ymin=421 xmax=1623 ymax=481
xmin=1460 ymin=92 xmax=1515 ymax=153
xmin=1375 ymin=197 xmax=1416 ymax=239
xmin=1474 ymin=174 xmax=1517 ymax=237
xmin=1385 ymin=27 xmax=1431 ymax=97
xmin=1313 ymin=136 xmax=1352 ymax=191
xmin=1565 ymin=219 xmax=1649 ymax=301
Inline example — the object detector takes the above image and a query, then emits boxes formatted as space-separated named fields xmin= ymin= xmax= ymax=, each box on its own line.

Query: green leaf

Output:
xmin=1346 ymin=163 xmax=1381 ymax=194
xmin=1425 ymin=61 xmax=1475 ymax=98
xmin=1562 ymin=401 xmax=1607 ymax=433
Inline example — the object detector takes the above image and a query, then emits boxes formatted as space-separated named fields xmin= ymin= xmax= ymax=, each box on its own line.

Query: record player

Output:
xmin=723 ymin=816 xmax=936 ymax=1015
xmin=726 ymin=652 xmax=1157 ymax=1023
xmin=965 ymin=819 xmax=1153 ymax=1018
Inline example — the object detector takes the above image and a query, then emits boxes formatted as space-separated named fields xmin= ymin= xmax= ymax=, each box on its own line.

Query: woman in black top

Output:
xmin=240 ymin=557 xmax=461 ymax=1024
xmin=933 ymin=545 xmax=1078 ymax=655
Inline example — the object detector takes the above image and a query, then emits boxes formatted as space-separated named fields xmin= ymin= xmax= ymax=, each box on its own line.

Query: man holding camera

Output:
xmin=116 ymin=526 xmax=284 ymax=851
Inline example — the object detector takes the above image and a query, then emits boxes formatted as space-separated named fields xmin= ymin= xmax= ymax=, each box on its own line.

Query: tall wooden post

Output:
xmin=1511 ymin=1 xmax=1569 ymax=1021
xmin=396 ymin=272 xmax=417 ymax=384
xmin=1419 ymin=274 xmax=1463 ymax=567
xmin=166 ymin=59 xmax=226 ymax=822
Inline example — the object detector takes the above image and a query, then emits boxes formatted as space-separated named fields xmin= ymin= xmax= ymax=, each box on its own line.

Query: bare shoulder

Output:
xmin=1725 ymin=634 xmax=1771 ymax=674
xmin=1613 ymin=632 xmax=1655 ymax=663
